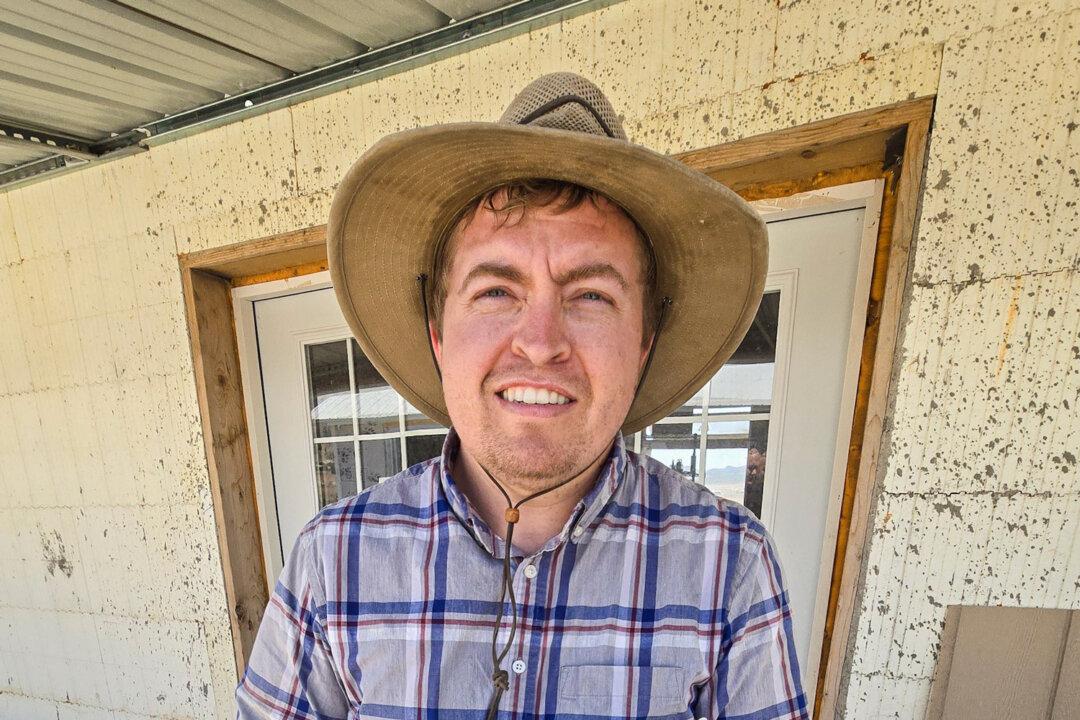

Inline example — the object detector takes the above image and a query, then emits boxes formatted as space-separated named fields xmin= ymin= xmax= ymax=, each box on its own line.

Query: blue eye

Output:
xmin=580 ymin=291 xmax=607 ymax=302
xmin=481 ymin=287 xmax=508 ymax=298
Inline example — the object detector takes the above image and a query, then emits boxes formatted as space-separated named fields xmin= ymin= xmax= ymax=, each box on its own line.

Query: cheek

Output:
xmin=566 ymin=326 xmax=642 ymax=392
xmin=440 ymin=313 xmax=508 ymax=378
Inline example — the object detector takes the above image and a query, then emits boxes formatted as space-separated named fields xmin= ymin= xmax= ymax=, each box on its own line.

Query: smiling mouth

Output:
xmin=497 ymin=386 xmax=574 ymax=405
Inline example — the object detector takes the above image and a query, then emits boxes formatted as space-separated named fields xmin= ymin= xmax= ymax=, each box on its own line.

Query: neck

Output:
xmin=453 ymin=437 xmax=615 ymax=556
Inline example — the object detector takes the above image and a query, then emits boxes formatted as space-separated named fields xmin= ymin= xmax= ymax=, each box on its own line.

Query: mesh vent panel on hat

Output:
xmin=498 ymin=71 xmax=627 ymax=140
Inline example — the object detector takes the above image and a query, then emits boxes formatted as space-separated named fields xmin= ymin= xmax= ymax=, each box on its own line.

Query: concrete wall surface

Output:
xmin=0 ymin=0 xmax=1077 ymax=717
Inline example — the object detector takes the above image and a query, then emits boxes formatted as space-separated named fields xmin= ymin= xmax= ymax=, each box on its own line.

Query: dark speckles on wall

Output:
xmin=931 ymin=497 xmax=963 ymax=520
xmin=40 ymin=530 xmax=74 ymax=578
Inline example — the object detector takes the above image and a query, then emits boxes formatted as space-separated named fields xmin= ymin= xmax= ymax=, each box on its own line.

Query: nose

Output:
xmin=510 ymin=292 xmax=571 ymax=366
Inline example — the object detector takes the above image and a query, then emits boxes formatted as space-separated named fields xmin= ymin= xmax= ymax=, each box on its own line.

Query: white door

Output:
xmin=236 ymin=285 xmax=447 ymax=583
xmin=631 ymin=181 xmax=882 ymax=707
xmin=233 ymin=180 xmax=882 ymax=712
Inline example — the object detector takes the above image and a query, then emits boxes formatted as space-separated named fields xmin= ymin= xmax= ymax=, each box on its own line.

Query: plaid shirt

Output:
xmin=236 ymin=427 xmax=808 ymax=719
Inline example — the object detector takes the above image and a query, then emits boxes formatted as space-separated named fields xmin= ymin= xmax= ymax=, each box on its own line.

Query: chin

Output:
xmin=496 ymin=454 xmax=583 ymax=486
xmin=475 ymin=424 xmax=587 ymax=481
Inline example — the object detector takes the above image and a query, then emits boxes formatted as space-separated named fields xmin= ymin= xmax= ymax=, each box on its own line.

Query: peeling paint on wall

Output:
xmin=0 ymin=0 xmax=1078 ymax=718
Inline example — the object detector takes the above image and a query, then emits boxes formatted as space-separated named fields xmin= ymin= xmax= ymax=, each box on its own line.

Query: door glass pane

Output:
xmin=708 ymin=364 xmax=775 ymax=412
xmin=405 ymin=434 xmax=446 ymax=466
xmin=633 ymin=291 xmax=779 ymax=518
xmin=744 ymin=420 xmax=768 ymax=518
xmin=702 ymin=418 xmax=769 ymax=518
xmin=307 ymin=341 xmax=352 ymax=438
xmin=314 ymin=441 xmax=357 ymax=507
xmin=667 ymin=384 xmax=707 ymax=418
xmin=642 ymin=422 xmax=703 ymax=483
xmin=351 ymin=339 xmax=399 ymax=434
xmin=359 ymin=438 xmax=401 ymax=489
xmin=702 ymin=290 xmax=778 ymax=519
xmin=703 ymin=419 xmax=751 ymax=508
xmin=405 ymin=398 xmax=442 ymax=431
xmin=709 ymin=291 xmax=779 ymax=412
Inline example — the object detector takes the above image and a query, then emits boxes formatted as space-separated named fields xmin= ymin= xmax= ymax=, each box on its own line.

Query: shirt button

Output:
xmin=523 ymin=563 xmax=538 ymax=579
xmin=572 ymin=526 xmax=584 ymax=539
xmin=512 ymin=659 xmax=526 ymax=674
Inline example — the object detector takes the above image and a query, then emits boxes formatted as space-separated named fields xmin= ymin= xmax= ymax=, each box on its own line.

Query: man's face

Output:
xmin=431 ymin=193 xmax=652 ymax=491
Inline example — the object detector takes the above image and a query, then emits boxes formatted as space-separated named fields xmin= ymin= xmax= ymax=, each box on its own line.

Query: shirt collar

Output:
xmin=436 ymin=426 xmax=629 ymax=558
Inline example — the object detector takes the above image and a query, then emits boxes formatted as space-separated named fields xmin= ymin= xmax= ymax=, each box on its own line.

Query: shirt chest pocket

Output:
xmin=557 ymin=664 xmax=690 ymax=718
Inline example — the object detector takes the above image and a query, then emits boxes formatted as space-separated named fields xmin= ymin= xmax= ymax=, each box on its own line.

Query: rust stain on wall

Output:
xmin=995 ymin=276 xmax=1024 ymax=379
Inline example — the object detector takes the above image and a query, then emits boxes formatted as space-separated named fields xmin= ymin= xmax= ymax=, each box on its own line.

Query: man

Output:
xmin=237 ymin=72 xmax=808 ymax=719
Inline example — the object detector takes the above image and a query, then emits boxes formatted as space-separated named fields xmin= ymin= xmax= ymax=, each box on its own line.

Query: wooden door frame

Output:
xmin=178 ymin=96 xmax=934 ymax=714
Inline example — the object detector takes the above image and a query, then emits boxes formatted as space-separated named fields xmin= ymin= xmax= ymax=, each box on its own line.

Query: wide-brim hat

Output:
xmin=327 ymin=72 xmax=768 ymax=435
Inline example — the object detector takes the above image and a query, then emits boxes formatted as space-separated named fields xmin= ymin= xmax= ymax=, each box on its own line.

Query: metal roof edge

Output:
xmin=0 ymin=0 xmax=619 ymax=195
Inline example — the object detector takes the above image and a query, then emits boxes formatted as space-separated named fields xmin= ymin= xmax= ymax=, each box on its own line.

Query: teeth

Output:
xmin=500 ymin=386 xmax=570 ymax=405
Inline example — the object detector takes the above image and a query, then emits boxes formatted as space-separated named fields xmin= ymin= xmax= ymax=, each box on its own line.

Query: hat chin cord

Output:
xmin=417 ymin=274 xmax=671 ymax=717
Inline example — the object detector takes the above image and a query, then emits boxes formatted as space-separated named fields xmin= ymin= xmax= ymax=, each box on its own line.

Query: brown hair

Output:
xmin=427 ymin=179 xmax=660 ymax=347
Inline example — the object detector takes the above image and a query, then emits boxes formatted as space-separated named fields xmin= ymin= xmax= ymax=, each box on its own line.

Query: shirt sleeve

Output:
xmin=235 ymin=521 xmax=351 ymax=720
xmin=712 ymin=522 xmax=810 ymax=720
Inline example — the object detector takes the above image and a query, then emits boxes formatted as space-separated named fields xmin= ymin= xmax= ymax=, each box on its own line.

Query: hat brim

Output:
xmin=327 ymin=122 xmax=768 ymax=435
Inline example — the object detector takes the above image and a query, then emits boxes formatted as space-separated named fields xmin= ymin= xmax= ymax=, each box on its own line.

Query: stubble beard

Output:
xmin=471 ymin=418 xmax=590 ymax=495
xmin=452 ymin=377 xmax=631 ymax=496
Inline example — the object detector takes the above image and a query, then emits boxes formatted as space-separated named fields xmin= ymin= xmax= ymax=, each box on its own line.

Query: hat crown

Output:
xmin=498 ymin=72 xmax=627 ymax=140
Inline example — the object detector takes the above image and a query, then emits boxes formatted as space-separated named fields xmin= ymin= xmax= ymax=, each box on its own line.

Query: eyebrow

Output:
xmin=458 ymin=261 xmax=630 ymax=294
xmin=559 ymin=262 xmax=630 ymax=291
xmin=459 ymin=262 xmax=527 ymax=293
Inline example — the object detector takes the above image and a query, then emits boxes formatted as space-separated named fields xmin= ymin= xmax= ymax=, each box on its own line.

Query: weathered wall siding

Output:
xmin=840 ymin=5 xmax=1080 ymax=714
xmin=888 ymin=271 xmax=1080 ymax=497
xmin=0 ymin=0 xmax=1077 ymax=718
xmin=0 ymin=140 xmax=237 ymax=718
xmin=913 ymin=11 xmax=1080 ymax=284
xmin=846 ymin=267 xmax=1080 ymax=707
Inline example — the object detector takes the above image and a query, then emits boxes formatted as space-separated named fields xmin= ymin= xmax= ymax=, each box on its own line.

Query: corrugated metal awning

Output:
xmin=0 ymin=0 xmax=600 ymax=189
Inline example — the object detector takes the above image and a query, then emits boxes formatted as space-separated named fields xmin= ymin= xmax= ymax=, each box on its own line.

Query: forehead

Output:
xmin=447 ymin=195 xmax=643 ymax=271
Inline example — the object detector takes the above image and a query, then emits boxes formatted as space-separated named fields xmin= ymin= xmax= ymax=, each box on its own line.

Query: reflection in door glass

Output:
xmin=641 ymin=423 xmax=702 ymax=483
xmin=351 ymin=340 xmax=399 ymax=434
xmin=744 ymin=425 xmax=768 ymax=517
xmin=359 ymin=438 xmax=400 ymax=489
xmin=314 ymin=442 xmax=357 ymax=507
xmin=305 ymin=338 xmax=448 ymax=509
xmin=406 ymin=434 xmax=445 ymax=467
xmin=405 ymin=398 xmax=442 ymax=431
xmin=306 ymin=341 xmax=352 ymax=438
xmin=666 ymin=385 xmax=706 ymax=418
xmin=630 ymin=291 xmax=779 ymax=520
